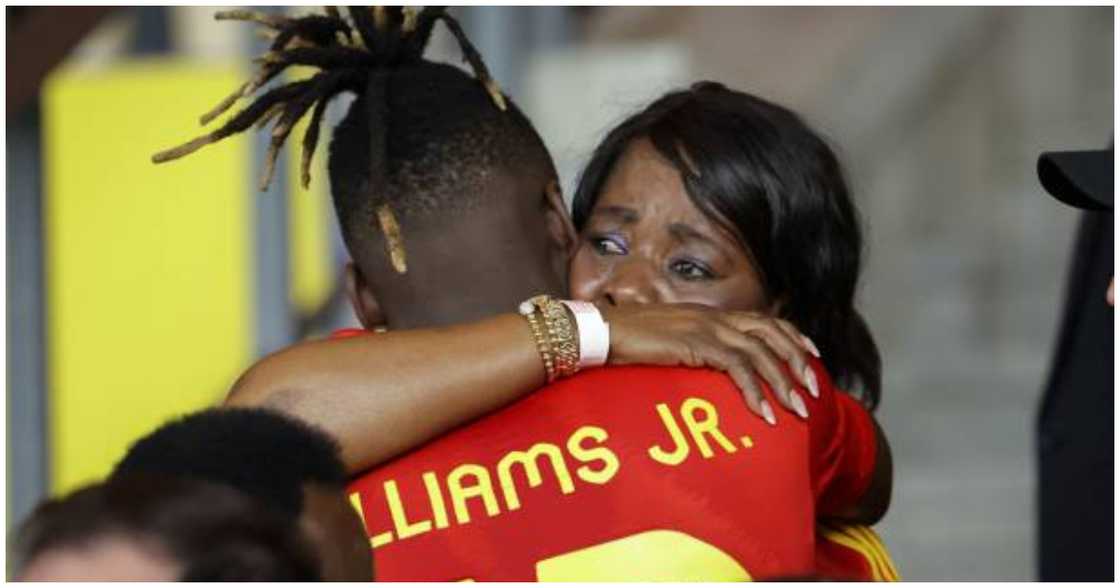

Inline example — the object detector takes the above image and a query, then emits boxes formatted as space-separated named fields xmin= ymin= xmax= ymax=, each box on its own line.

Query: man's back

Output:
xmin=348 ymin=365 xmax=844 ymax=581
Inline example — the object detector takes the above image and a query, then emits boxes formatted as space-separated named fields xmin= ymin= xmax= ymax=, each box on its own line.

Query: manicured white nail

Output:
xmin=804 ymin=366 xmax=819 ymax=398
xmin=790 ymin=391 xmax=809 ymax=419
xmin=761 ymin=400 xmax=777 ymax=426
xmin=802 ymin=335 xmax=821 ymax=358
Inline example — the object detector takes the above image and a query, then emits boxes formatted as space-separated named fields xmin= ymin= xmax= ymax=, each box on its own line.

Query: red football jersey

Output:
xmin=344 ymin=343 xmax=878 ymax=581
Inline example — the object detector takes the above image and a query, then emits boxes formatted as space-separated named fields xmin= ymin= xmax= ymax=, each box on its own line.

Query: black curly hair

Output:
xmin=12 ymin=474 xmax=321 ymax=580
xmin=112 ymin=407 xmax=346 ymax=518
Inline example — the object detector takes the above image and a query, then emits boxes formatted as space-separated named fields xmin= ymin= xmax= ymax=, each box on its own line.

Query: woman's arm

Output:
xmin=226 ymin=314 xmax=544 ymax=473
xmin=226 ymin=305 xmax=818 ymax=474
xmin=807 ymin=366 xmax=893 ymax=526
xmin=833 ymin=418 xmax=893 ymax=525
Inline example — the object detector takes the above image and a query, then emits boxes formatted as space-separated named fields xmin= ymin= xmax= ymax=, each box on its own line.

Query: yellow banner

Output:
xmin=44 ymin=61 xmax=254 ymax=494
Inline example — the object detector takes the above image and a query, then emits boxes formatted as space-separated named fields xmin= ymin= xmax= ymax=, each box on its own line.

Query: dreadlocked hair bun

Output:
xmin=151 ymin=6 xmax=507 ymax=193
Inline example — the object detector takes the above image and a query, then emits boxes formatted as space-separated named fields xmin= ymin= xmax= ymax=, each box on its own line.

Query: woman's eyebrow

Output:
xmin=590 ymin=205 xmax=639 ymax=223
xmin=669 ymin=222 xmax=735 ymax=264
xmin=668 ymin=222 xmax=716 ymax=246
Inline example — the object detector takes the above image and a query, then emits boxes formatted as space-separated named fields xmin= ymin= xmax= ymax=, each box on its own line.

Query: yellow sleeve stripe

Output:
xmin=849 ymin=525 xmax=900 ymax=580
xmin=819 ymin=523 xmax=901 ymax=581
xmin=819 ymin=525 xmax=887 ymax=581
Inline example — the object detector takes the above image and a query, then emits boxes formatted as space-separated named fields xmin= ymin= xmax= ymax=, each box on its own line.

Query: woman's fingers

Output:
xmin=770 ymin=319 xmax=821 ymax=398
xmin=725 ymin=314 xmax=819 ymax=399
xmin=735 ymin=333 xmax=808 ymax=420
xmin=703 ymin=347 xmax=775 ymax=426
xmin=606 ymin=305 xmax=816 ymax=422
xmin=774 ymin=317 xmax=820 ymax=359
xmin=709 ymin=326 xmax=805 ymax=420
xmin=725 ymin=312 xmax=816 ymax=357
xmin=728 ymin=365 xmax=776 ymax=426
xmin=752 ymin=327 xmax=817 ymax=398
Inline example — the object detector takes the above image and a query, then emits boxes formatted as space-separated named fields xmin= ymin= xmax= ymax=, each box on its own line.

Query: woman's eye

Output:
xmin=591 ymin=236 xmax=627 ymax=256
xmin=670 ymin=259 xmax=715 ymax=281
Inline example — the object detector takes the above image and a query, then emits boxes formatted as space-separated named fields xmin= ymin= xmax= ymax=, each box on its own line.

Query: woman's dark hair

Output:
xmin=12 ymin=475 xmax=321 ymax=581
xmin=572 ymin=82 xmax=882 ymax=409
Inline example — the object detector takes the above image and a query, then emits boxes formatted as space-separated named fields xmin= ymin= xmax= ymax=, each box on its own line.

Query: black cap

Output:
xmin=1037 ymin=148 xmax=1113 ymax=211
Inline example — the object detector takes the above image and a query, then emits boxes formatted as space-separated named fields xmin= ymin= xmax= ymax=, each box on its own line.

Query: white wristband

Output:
xmin=559 ymin=300 xmax=610 ymax=368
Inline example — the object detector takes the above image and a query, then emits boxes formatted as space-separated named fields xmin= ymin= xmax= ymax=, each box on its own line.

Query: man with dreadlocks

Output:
xmin=157 ymin=6 xmax=573 ymax=329
xmin=154 ymin=7 xmax=886 ymax=580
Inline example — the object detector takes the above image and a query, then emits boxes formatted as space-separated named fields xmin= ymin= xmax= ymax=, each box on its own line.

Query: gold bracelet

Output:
xmin=520 ymin=298 xmax=556 ymax=382
xmin=519 ymin=295 xmax=579 ymax=380
xmin=538 ymin=298 xmax=579 ymax=379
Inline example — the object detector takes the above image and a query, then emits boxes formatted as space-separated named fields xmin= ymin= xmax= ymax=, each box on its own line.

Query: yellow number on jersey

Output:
xmin=535 ymin=530 xmax=752 ymax=581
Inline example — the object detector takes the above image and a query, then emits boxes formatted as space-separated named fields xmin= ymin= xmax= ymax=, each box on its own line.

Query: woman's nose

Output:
xmin=601 ymin=260 xmax=658 ymax=306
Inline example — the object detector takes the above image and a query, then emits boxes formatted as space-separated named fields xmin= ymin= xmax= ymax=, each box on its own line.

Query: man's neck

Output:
xmin=388 ymin=284 xmax=566 ymax=330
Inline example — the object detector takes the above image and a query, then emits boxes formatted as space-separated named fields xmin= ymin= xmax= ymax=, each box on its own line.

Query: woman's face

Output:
xmin=569 ymin=138 xmax=772 ymax=312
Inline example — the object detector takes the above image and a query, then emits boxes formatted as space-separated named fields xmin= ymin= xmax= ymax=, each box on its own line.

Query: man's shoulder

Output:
xmin=547 ymin=360 xmax=835 ymax=407
xmin=550 ymin=365 xmax=737 ymax=391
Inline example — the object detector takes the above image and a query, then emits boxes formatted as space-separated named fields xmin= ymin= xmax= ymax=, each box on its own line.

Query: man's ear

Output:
xmin=543 ymin=179 xmax=578 ymax=256
xmin=343 ymin=262 xmax=386 ymax=331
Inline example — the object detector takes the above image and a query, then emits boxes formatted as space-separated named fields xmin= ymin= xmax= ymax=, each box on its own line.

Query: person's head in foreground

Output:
xmin=12 ymin=474 xmax=319 ymax=581
xmin=153 ymin=7 xmax=574 ymax=330
xmin=112 ymin=407 xmax=371 ymax=581
xmin=1037 ymin=145 xmax=1114 ymax=305
xmin=569 ymin=81 xmax=881 ymax=406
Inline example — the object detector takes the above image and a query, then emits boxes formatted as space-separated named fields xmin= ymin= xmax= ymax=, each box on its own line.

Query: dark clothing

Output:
xmin=1037 ymin=211 xmax=1114 ymax=581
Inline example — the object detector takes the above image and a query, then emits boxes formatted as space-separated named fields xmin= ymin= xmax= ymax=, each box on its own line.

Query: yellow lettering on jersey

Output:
xmin=422 ymin=471 xmax=450 ymax=529
xmin=497 ymin=442 xmax=575 ymax=512
xmin=349 ymin=491 xmax=367 ymax=526
xmin=447 ymin=464 xmax=500 ymax=524
xmin=568 ymin=425 xmax=620 ymax=485
xmin=371 ymin=530 xmax=394 ymax=549
xmin=649 ymin=403 xmax=690 ymax=465
xmin=384 ymin=479 xmax=432 ymax=539
xmin=681 ymin=397 xmax=738 ymax=458
xmin=351 ymin=491 xmax=394 ymax=548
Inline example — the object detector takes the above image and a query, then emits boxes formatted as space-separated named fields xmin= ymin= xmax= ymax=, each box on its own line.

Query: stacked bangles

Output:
xmin=518 ymin=295 xmax=611 ymax=383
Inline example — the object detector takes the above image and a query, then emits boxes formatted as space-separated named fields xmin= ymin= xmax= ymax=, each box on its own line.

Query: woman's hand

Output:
xmin=599 ymin=303 xmax=820 ymax=424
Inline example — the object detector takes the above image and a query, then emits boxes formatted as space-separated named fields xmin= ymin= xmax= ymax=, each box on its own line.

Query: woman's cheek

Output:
xmin=567 ymin=247 xmax=604 ymax=301
xmin=677 ymin=280 xmax=769 ymax=313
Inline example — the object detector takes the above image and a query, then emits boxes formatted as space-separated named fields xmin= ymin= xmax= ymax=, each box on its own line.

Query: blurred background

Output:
xmin=6 ymin=6 xmax=1113 ymax=580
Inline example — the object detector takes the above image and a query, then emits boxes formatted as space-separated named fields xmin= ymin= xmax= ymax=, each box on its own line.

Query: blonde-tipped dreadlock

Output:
xmin=152 ymin=6 xmax=507 ymax=193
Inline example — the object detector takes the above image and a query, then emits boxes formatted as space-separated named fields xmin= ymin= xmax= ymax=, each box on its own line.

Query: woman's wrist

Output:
xmin=519 ymin=295 xmax=571 ymax=382
xmin=519 ymin=296 xmax=611 ymax=382
xmin=559 ymin=300 xmax=610 ymax=368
